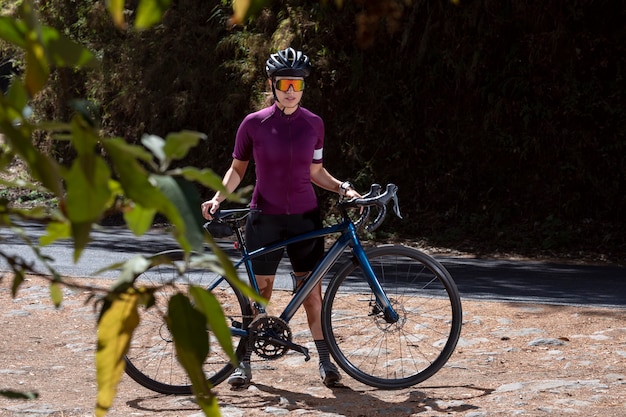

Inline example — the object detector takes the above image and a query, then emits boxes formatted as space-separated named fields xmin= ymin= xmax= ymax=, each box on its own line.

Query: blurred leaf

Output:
xmin=102 ymin=137 xmax=154 ymax=163
xmin=5 ymin=78 xmax=29 ymax=116
xmin=0 ymin=390 xmax=39 ymax=400
xmin=42 ymin=26 xmax=99 ymax=69
xmin=68 ymin=114 xmax=99 ymax=155
xmin=11 ymin=271 xmax=25 ymax=297
xmin=170 ymin=167 xmax=228 ymax=196
xmin=167 ymin=293 xmax=218 ymax=413
xmin=49 ymin=282 xmax=62 ymax=307
xmin=124 ymin=203 xmax=157 ymax=236
xmin=40 ymin=220 xmax=71 ymax=246
xmin=203 ymin=239 xmax=263 ymax=303
xmin=152 ymin=175 xmax=204 ymax=252
xmin=71 ymin=221 xmax=92 ymax=262
xmin=94 ymin=251 xmax=186 ymax=281
xmin=0 ymin=16 xmax=27 ymax=47
xmin=135 ymin=0 xmax=173 ymax=30
xmin=142 ymin=131 xmax=206 ymax=171
xmin=109 ymin=255 xmax=151 ymax=293
xmin=0 ymin=122 xmax=63 ymax=198
xmin=141 ymin=134 xmax=166 ymax=166
xmin=106 ymin=0 xmax=127 ymax=29
xmin=163 ymin=131 xmax=206 ymax=163
xmin=167 ymin=293 xmax=208 ymax=365
xmin=24 ymin=39 xmax=48 ymax=96
xmin=64 ymin=157 xmax=112 ymax=223
xmin=0 ymin=5 xmax=97 ymax=96
xmin=63 ymin=155 xmax=112 ymax=260
xmin=190 ymin=286 xmax=236 ymax=365
xmin=20 ymin=0 xmax=49 ymax=96
xmin=37 ymin=120 xmax=73 ymax=135
xmin=95 ymin=291 xmax=139 ymax=417
xmin=102 ymin=138 xmax=190 ymax=251
xmin=68 ymin=99 xmax=101 ymax=128
xmin=230 ymin=0 xmax=270 ymax=25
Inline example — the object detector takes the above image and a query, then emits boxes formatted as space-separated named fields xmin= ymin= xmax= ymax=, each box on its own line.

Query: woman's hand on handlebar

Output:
xmin=345 ymin=188 xmax=361 ymax=199
xmin=201 ymin=198 xmax=220 ymax=220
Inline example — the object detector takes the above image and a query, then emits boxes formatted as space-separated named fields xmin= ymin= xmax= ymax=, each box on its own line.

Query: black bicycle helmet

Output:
xmin=265 ymin=47 xmax=312 ymax=78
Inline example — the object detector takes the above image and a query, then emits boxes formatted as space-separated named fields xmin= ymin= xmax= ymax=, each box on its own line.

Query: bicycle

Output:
xmin=124 ymin=183 xmax=462 ymax=393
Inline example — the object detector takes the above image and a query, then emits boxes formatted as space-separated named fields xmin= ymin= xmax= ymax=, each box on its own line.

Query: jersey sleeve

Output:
xmin=312 ymin=115 xmax=324 ymax=164
xmin=232 ymin=114 xmax=254 ymax=161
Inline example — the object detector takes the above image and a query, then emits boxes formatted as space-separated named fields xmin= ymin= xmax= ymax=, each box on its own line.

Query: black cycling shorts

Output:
xmin=245 ymin=209 xmax=324 ymax=276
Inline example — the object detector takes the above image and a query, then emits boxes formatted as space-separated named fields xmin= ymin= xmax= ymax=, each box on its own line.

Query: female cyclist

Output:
xmin=201 ymin=47 xmax=359 ymax=388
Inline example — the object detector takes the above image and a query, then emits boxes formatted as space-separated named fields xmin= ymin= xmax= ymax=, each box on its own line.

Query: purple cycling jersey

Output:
xmin=233 ymin=103 xmax=324 ymax=215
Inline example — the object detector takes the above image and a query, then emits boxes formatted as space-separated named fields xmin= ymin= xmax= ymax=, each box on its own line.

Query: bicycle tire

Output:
xmin=322 ymin=245 xmax=462 ymax=390
xmin=123 ymin=249 xmax=252 ymax=394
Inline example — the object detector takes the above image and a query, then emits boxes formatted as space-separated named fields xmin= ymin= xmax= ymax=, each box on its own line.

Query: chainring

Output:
xmin=249 ymin=315 xmax=292 ymax=360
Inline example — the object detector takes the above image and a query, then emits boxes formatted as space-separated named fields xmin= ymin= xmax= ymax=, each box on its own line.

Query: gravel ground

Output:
xmin=1 ymin=275 xmax=625 ymax=417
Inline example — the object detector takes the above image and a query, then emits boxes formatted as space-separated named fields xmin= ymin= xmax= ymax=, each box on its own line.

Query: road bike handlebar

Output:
xmin=337 ymin=183 xmax=403 ymax=232
xmin=204 ymin=184 xmax=402 ymax=237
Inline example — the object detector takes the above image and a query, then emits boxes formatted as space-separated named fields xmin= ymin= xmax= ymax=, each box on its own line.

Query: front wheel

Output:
xmin=124 ymin=249 xmax=252 ymax=394
xmin=322 ymin=245 xmax=462 ymax=389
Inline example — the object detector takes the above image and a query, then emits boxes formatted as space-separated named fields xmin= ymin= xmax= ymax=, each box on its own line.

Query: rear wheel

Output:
xmin=124 ymin=249 xmax=252 ymax=394
xmin=322 ymin=245 xmax=462 ymax=389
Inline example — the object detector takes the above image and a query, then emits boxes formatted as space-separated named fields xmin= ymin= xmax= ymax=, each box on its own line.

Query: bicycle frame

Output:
xmin=124 ymin=183 xmax=462 ymax=393
xmin=210 ymin=216 xmax=399 ymax=340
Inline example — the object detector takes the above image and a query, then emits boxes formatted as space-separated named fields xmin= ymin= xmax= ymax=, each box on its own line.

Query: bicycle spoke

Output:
xmin=323 ymin=245 xmax=462 ymax=389
xmin=124 ymin=250 xmax=250 ymax=394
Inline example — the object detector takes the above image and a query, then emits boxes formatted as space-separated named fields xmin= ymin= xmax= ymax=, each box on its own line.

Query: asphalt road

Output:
xmin=1 ymin=221 xmax=625 ymax=308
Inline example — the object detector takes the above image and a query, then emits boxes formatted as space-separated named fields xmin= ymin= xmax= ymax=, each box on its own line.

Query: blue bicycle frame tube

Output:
xmin=346 ymin=226 xmax=399 ymax=323
xmin=279 ymin=230 xmax=353 ymax=322
xmin=211 ymin=218 xmax=399 ymax=326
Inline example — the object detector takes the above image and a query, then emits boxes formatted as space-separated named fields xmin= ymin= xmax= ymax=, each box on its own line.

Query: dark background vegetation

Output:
xmin=3 ymin=0 xmax=625 ymax=263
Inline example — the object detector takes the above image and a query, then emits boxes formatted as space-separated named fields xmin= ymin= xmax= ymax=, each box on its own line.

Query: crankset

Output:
xmin=248 ymin=315 xmax=310 ymax=361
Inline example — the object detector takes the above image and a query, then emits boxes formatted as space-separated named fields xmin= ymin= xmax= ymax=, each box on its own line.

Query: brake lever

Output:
xmin=392 ymin=193 xmax=402 ymax=219
xmin=365 ymin=205 xmax=387 ymax=232
xmin=364 ymin=184 xmax=400 ymax=232
xmin=353 ymin=206 xmax=371 ymax=229
xmin=351 ymin=184 xmax=381 ymax=230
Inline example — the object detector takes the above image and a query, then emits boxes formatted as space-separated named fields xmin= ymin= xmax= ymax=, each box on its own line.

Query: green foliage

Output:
xmin=166 ymin=292 xmax=220 ymax=415
xmin=5 ymin=0 xmax=625 ymax=261
xmin=0 ymin=389 xmax=39 ymax=400
xmin=95 ymin=290 xmax=141 ymax=417
xmin=0 ymin=0 xmax=624 ymax=409
xmin=0 ymin=0 xmax=252 ymax=414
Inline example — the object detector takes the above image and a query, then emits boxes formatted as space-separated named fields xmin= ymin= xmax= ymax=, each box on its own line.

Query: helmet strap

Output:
xmin=271 ymin=78 xmax=286 ymax=116
xmin=271 ymin=80 xmax=279 ymax=102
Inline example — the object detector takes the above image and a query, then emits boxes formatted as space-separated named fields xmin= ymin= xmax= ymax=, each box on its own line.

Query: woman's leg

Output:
xmin=300 ymin=277 xmax=342 ymax=386
xmin=300 ymin=277 xmax=323 ymax=339
xmin=255 ymin=275 xmax=275 ymax=302
xmin=229 ymin=274 xmax=275 ymax=387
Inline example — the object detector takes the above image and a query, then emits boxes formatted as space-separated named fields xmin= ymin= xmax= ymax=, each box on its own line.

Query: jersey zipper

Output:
xmin=286 ymin=117 xmax=293 ymax=214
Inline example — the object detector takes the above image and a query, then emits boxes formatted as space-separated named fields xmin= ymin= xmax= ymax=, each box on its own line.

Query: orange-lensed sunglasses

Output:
xmin=274 ymin=79 xmax=305 ymax=92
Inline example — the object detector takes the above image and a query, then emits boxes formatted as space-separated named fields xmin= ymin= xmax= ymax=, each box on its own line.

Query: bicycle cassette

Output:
xmin=249 ymin=315 xmax=292 ymax=360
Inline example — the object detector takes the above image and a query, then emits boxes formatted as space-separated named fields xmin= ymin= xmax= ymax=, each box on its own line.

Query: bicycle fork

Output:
xmin=348 ymin=231 xmax=400 ymax=324
xmin=291 ymin=225 xmax=400 ymax=325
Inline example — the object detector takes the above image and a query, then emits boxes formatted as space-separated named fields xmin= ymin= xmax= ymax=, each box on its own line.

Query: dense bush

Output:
xmin=19 ymin=0 xmax=626 ymax=260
